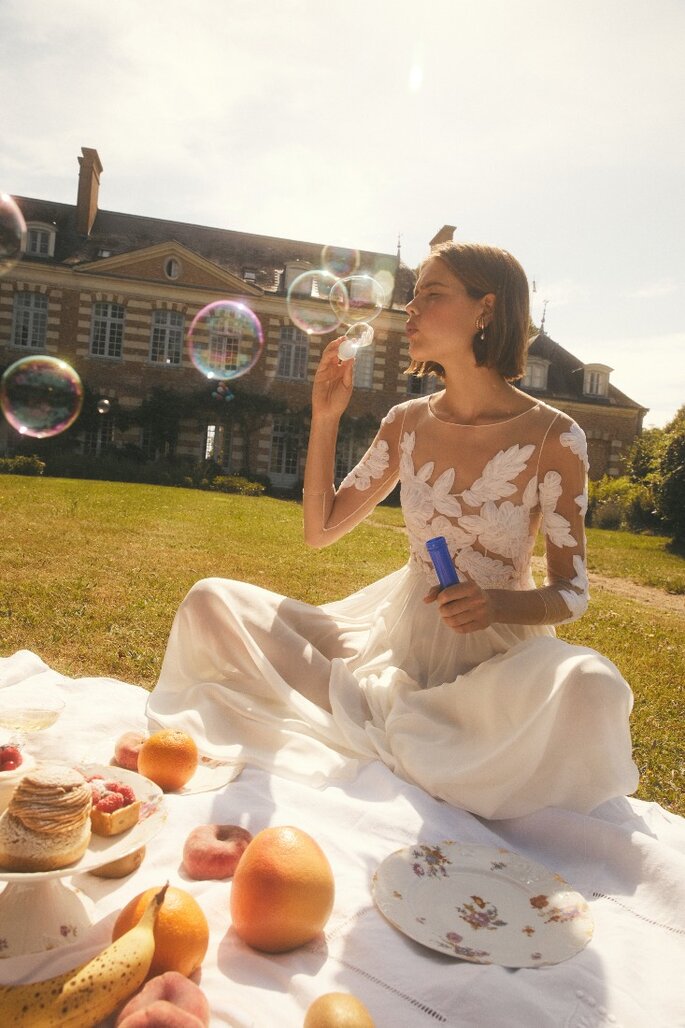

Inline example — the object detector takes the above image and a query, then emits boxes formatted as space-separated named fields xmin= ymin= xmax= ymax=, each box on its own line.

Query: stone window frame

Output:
xmin=90 ymin=300 xmax=125 ymax=360
xmin=583 ymin=363 xmax=612 ymax=397
xmin=149 ymin=308 xmax=184 ymax=365
xmin=276 ymin=325 xmax=309 ymax=380
xmin=269 ymin=414 xmax=301 ymax=477
xmin=10 ymin=290 xmax=48 ymax=349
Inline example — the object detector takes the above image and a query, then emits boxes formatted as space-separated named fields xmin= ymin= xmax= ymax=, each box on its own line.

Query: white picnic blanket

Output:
xmin=0 ymin=649 xmax=683 ymax=1027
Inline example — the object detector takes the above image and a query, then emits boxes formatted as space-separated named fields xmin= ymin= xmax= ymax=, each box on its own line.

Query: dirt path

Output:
xmin=529 ymin=556 xmax=685 ymax=616
xmin=366 ymin=519 xmax=685 ymax=616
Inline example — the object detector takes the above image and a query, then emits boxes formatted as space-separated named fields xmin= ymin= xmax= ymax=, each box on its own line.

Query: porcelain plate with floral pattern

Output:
xmin=372 ymin=841 xmax=593 ymax=967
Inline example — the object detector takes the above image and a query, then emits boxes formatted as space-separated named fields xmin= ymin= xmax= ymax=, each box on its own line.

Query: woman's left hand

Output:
xmin=424 ymin=580 xmax=494 ymax=633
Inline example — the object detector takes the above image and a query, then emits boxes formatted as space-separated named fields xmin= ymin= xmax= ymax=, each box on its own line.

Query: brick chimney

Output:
xmin=76 ymin=147 xmax=103 ymax=236
xmin=429 ymin=225 xmax=457 ymax=248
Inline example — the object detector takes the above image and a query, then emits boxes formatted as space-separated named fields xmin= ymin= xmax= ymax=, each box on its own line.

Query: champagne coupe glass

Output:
xmin=0 ymin=683 xmax=65 ymax=760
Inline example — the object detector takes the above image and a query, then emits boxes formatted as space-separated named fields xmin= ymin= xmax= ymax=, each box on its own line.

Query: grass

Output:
xmin=1 ymin=475 xmax=683 ymax=816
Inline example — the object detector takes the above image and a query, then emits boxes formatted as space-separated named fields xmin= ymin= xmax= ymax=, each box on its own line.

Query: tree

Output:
xmin=655 ymin=405 xmax=685 ymax=544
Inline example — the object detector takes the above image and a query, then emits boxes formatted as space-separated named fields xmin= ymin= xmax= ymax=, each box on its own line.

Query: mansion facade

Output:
xmin=1 ymin=148 xmax=646 ymax=487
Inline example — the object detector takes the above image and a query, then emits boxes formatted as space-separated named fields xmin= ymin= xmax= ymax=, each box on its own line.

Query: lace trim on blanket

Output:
xmin=592 ymin=891 xmax=685 ymax=935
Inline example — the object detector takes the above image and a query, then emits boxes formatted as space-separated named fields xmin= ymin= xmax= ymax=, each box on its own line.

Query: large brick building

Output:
xmin=1 ymin=148 xmax=646 ymax=485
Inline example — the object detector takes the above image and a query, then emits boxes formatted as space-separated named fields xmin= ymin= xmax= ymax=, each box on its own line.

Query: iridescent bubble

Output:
xmin=188 ymin=300 xmax=264 ymax=381
xmin=329 ymin=275 xmax=385 ymax=327
xmin=0 ymin=355 xmax=84 ymax=438
xmin=320 ymin=244 xmax=360 ymax=278
xmin=0 ymin=193 xmax=26 ymax=278
xmin=286 ymin=270 xmax=343 ymax=336
xmin=97 ymin=398 xmax=111 ymax=414
xmin=338 ymin=322 xmax=375 ymax=361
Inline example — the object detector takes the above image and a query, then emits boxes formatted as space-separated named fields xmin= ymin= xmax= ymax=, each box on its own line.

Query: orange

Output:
xmin=304 ymin=992 xmax=375 ymax=1028
xmin=230 ymin=825 xmax=335 ymax=953
xmin=112 ymin=885 xmax=209 ymax=977
xmin=137 ymin=728 xmax=198 ymax=791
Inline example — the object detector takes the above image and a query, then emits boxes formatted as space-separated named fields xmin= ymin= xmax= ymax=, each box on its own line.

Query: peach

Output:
xmin=114 ymin=731 xmax=148 ymax=771
xmin=115 ymin=972 xmax=210 ymax=1027
xmin=182 ymin=824 xmax=252 ymax=880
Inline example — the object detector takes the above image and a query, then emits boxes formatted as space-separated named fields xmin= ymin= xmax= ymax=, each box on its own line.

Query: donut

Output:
xmin=115 ymin=972 xmax=210 ymax=1027
xmin=182 ymin=824 xmax=252 ymax=880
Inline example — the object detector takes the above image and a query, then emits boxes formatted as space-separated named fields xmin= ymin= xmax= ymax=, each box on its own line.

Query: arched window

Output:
xmin=583 ymin=364 xmax=612 ymax=397
xmin=25 ymin=223 xmax=56 ymax=258
xmin=150 ymin=309 xmax=183 ymax=365
xmin=521 ymin=358 xmax=550 ymax=390
xmin=11 ymin=291 xmax=48 ymax=349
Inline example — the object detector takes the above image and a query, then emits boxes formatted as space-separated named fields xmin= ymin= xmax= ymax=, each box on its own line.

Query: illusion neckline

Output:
xmin=426 ymin=393 xmax=541 ymax=428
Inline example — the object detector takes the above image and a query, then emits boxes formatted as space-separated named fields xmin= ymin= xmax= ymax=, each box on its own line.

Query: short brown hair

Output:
xmin=406 ymin=241 xmax=531 ymax=382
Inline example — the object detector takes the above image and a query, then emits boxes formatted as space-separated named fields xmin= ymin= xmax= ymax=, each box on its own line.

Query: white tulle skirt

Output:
xmin=146 ymin=565 xmax=639 ymax=819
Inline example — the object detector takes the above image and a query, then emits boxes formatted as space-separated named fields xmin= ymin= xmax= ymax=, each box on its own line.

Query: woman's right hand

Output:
xmin=311 ymin=337 xmax=354 ymax=420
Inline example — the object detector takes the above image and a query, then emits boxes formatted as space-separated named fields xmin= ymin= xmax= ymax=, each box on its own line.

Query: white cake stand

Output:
xmin=0 ymin=764 xmax=166 ymax=959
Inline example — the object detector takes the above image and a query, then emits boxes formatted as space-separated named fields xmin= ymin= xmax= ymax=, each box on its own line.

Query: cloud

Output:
xmin=627 ymin=279 xmax=679 ymax=299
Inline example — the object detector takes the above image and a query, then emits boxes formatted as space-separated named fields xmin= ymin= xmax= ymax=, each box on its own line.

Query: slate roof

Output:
xmin=13 ymin=195 xmax=415 ymax=307
xmin=524 ymin=331 xmax=646 ymax=411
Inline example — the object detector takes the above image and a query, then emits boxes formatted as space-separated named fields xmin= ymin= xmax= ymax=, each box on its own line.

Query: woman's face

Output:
xmin=405 ymin=257 xmax=489 ymax=368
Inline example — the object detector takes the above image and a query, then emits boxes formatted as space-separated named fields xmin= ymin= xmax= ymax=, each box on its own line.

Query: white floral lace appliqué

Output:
xmin=340 ymin=439 xmax=390 ymax=491
xmin=560 ymin=422 xmax=590 ymax=471
xmin=539 ymin=471 xmax=577 ymax=548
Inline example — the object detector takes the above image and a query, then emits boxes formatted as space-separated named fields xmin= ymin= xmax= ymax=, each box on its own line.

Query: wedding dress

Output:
xmin=147 ymin=395 xmax=639 ymax=819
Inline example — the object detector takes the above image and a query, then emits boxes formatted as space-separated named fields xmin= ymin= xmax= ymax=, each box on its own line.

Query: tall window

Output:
xmin=11 ymin=291 xmax=48 ymax=349
xmin=353 ymin=344 xmax=375 ymax=389
xmin=90 ymin=302 xmax=125 ymax=359
xmin=150 ymin=309 xmax=183 ymax=365
xmin=269 ymin=416 xmax=300 ymax=478
xmin=276 ymin=326 xmax=308 ymax=380
xmin=83 ymin=417 xmax=114 ymax=456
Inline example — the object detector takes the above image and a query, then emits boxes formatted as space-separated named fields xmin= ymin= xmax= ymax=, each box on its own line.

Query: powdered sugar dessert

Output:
xmin=0 ymin=764 xmax=92 ymax=871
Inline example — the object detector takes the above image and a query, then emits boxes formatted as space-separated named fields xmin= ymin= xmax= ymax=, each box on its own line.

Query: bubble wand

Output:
xmin=426 ymin=536 xmax=460 ymax=589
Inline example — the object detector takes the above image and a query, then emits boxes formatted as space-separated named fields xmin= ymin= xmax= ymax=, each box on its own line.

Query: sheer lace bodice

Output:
xmin=307 ymin=394 xmax=590 ymax=625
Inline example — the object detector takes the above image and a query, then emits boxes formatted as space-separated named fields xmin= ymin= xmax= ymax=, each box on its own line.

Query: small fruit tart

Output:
xmin=87 ymin=775 xmax=141 ymax=836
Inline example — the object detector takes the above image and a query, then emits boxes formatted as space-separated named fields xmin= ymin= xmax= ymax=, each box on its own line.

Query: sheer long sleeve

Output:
xmin=534 ymin=417 xmax=590 ymax=623
xmin=303 ymin=404 xmax=407 ymax=548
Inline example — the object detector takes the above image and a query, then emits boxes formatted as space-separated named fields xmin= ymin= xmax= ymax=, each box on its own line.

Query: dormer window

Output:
xmin=521 ymin=357 xmax=550 ymax=390
xmin=583 ymin=363 xmax=612 ymax=397
xmin=25 ymin=223 xmax=56 ymax=258
xmin=242 ymin=268 xmax=257 ymax=284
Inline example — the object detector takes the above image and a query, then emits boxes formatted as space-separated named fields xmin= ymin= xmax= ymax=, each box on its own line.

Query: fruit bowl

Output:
xmin=0 ymin=751 xmax=36 ymax=813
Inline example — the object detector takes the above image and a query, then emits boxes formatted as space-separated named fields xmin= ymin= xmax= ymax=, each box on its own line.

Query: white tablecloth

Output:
xmin=1 ymin=650 xmax=684 ymax=1027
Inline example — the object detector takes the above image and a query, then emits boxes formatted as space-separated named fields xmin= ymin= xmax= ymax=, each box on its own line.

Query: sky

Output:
xmin=1 ymin=0 xmax=683 ymax=428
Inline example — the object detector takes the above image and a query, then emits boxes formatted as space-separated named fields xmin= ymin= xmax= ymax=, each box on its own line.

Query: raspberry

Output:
xmin=0 ymin=745 xmax=22 ymax=769
xmin=111 ymin=783 xmax=136 ymax=806
xmin=96 ymin=792 xmax=124 ymax=813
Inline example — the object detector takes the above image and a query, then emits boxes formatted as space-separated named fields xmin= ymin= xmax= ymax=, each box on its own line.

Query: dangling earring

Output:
xmin=476 ymin=314 xmax=486 ymax=340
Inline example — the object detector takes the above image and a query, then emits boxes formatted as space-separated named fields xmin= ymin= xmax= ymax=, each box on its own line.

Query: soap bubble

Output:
xmin=286 ymin=270 xmax=343 ymax=335
xmin=97 ymin=398 xmax=111 ymax=414
xmin=0 ymin=355 xmax=84 ymax=438
xmin=188 ymin=300 xmax=264 ymax=381
xmin=0 ymin=193 xmax=26 ymax=277
xmin=338 ymin=322 xmax=375 ymax=361
xmin=329 ymin=275 xmax=385 ymax=327
xmin=320 ymin=245 xmax=360 ymax=278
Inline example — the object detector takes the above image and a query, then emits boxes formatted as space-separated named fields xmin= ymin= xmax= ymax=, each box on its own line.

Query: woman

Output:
xmin=147 ymin=242 xmax=638 ymax=819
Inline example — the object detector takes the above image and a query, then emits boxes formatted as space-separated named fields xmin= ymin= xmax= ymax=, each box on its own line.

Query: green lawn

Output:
xmin=2 ymin=475 xmax=683 ymax=816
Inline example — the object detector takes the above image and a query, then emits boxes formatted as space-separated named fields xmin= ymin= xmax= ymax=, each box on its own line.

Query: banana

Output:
xmin=0 ymin=882 xmax=168 ymax=1028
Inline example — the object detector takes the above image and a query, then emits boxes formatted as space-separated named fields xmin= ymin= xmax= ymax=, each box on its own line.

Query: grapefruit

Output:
xmin=230 ymin=825 xmax=335 ymax=952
